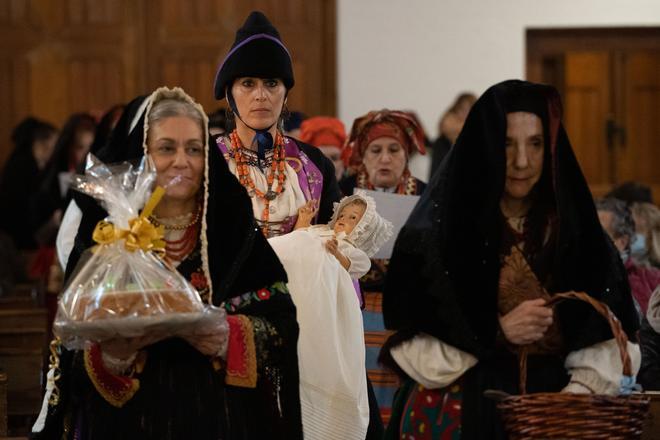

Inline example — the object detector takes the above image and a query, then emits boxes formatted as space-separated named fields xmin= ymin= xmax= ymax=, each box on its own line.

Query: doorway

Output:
xmin=527 ymin=28 xmax=660 ymax=202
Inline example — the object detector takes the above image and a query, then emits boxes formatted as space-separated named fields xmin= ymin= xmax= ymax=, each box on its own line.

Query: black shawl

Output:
xmin=383 ymin=80 xmax=638 ymax=359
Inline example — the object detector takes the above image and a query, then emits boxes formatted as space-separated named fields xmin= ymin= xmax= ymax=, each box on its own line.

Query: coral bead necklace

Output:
xmin=229 ymin=130 xmax=287 ymax=236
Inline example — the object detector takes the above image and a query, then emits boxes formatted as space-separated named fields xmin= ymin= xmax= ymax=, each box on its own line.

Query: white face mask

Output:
xmin=631 ymin=233 xmax=647 ymax=257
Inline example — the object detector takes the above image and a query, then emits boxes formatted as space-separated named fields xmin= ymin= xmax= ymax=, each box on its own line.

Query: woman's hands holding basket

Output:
xmin=498 ymin=298 xmax=553 ymax=345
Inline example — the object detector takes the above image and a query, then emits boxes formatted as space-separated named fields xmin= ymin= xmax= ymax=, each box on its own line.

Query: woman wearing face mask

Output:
xmin=33 ymin=87 xmax=302 ymax=440
xmin=631 ymin=202 xmax=660 ymax=269
xmin=380 ymin=80 xmax=640 ymax=439
xmin=213 ymin=11 xmax=341 ymax=238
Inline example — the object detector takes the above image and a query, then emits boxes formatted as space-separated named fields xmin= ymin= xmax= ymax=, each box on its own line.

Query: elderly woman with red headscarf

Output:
xmin=299 ymin=116 xmax=347 ymax=182
xmin=336 ymin=110 xmax=427 ymax=435
xmin=339 ymin=109 xmax=427 ymax=197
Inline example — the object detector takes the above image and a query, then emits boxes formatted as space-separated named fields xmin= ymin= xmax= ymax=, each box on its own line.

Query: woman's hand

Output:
xmin=100 ymin=334 xmax=165 ymax=361
xmin=498 ymin=298 xmax=553 ymax=345
xmin=183 ymin=331 xmax=229 ymax=357
xmin=182 ymin=308 xmax=229 ymax=358
xmin=294 ymin=199 xmax=319 ymax=229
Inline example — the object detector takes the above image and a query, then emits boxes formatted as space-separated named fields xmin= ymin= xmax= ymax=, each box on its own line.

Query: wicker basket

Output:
xmin=496 ymin=291 xmax=650 ymax=439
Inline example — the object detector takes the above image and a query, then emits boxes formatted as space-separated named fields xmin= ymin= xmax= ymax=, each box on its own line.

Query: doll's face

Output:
xmin=334 ymin=202 xmax=366 ymax=235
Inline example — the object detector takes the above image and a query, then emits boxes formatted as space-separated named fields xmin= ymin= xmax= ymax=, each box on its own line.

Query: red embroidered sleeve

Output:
xmin=225 ymin=314 xmax=257 ymax=388
xmin=84 ymin=344 xmax=140 ymax=408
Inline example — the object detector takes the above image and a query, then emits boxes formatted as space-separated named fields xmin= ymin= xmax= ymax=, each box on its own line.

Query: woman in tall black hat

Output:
xmin=380 ymin=80 xmax=640 ymax=439
xmin=32 ymin=87 xmax=302 ymax=439
xmin=213 ymin=11 xmax=341 ymax=238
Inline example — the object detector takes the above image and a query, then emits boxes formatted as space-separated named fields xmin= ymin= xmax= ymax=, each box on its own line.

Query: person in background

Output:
xmin=283 ymin=110 xmax=307 ymax=140
xmin=0 ymin=117 xmax=58 ymax=250
xmin=403 ymin=111 xmax=432 ymax=184
xmin=207 ymin=107 xmax=232 ymax=137
xmin=341 ymin=109 xmax=427 ymax=198
xmin=0 ymin=230 xmax=27 ymax=296
xmin=88 ymin=105 xmax=124 ymax=156
xmin=606 ymin=181 xmax=653 ymax=205
xmin=630 ymin=202 xmax=660 ymax=269
xmin=299 ymin=116 xmax=347 ymax=182
xmin=596 ymin=197 xmax=660 ymax=316
xmin=32 ymin=113 xmax=96 ymax=247
xmin=429 ymin=92 xmax=476 ymax=177
xmin=639 ymin=285 xmax=660 ymax=390
xmin=338 ymin=109 xmax=427 ymax=435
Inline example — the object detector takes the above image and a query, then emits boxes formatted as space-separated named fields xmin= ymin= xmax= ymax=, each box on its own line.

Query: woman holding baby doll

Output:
xmin=32 ymin=87 xmax=302 ymax=440
xmin=269 ymin=192 xmax=392 ymax=440
xmin=213 ymin=11 xmax=341 ymax=238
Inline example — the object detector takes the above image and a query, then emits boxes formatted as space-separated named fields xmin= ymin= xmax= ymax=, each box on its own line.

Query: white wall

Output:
xmin=338 ymin=0 xmax=660 ymax=138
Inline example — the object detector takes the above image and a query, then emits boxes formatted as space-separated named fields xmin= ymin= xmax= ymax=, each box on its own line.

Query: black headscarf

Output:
xmin=383 ymin=80 xmax=638 ymax=358
xmin=66 ymin=87 xmax=287 ymax=304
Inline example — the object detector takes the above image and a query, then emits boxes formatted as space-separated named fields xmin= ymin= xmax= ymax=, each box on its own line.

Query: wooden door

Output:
xmin=563 ymin=51 xmax=611 ymax=195
xmin=527 ymin=29 xmax=660 ymax=202
xmin=144 ymin=0 xmax=336 ymax=117
xmin=619 ymin=51 xmax=660 ymax=197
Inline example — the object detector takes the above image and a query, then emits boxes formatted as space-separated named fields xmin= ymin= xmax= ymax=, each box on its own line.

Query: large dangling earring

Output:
xmin=279 ymin=104 xmax=290 ymax=133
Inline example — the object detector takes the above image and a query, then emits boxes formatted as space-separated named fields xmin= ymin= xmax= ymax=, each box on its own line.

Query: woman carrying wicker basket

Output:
xmin=380 ymin=80 xmax=641 ymax=439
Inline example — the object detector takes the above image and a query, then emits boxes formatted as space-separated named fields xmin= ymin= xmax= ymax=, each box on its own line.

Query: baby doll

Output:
xmin=294 ymin=192 xmax=392 ymax=280
xmin=267 ymin=191 xmax=392 ymax=440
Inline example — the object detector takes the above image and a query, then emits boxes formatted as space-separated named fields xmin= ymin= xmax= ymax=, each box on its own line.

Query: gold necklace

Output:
xmin=149 ymin=204 xmax=202 ymax=231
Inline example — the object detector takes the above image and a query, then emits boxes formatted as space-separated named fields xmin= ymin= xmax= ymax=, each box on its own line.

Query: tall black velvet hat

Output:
xmin=214 ymin=11 xmax=295 ymax=100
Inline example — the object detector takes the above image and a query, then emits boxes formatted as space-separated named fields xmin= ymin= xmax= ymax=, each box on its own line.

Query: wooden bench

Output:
xmin=0 ymin=370 xmax=7 ymax=437
xmin=0 ymin=308 xmax=47 ymax=436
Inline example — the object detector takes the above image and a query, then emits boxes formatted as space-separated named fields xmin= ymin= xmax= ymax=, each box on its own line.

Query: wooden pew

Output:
xmin=0 ymin=308 xmax=47 ymax=436
xmin=0 ymin=370 xmax=7 ymax=437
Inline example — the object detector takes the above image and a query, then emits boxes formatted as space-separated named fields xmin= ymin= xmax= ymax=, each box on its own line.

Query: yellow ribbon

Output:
xmin=92 ymin=186 xmax=166 ymax=254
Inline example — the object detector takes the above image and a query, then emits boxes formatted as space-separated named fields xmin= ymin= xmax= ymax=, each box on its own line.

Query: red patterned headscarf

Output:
xmin=299 ymin=117 xmax=346 ymax=150
xmin=344 ymin=110 xmax=426 ymax=170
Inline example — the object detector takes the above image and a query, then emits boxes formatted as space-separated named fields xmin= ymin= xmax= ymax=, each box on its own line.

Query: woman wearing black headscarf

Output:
xmin=380 ymin=80 xmax=640 ymax=439
xmin=32 ymin=87 xmax=302 ymax=439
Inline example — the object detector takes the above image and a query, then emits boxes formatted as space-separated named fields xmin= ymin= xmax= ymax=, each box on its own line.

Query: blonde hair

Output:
xmin=343 ymin=198 xmax=367 ymax=210
xmin=632 ymin=202 xmax=660 ymax=266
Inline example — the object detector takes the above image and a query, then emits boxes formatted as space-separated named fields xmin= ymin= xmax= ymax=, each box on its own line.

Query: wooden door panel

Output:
xmin=146 ymin=0 xmax=335 ymax=117
xmin=0 ymin=0 xmax=336 ymax=171
xmin=620 ymin=51 xmax=660 ymax=198
xmin=563 ymin=51 xmax=611 ymax=188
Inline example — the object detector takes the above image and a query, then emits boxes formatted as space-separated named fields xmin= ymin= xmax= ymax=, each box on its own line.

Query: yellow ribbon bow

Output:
xmin=92 ymin=186 xmax=166 ymax=255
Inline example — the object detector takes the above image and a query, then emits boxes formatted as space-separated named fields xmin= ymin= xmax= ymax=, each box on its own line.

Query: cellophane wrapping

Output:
xmin=54 ymin=155 xmax=225 ymax=350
